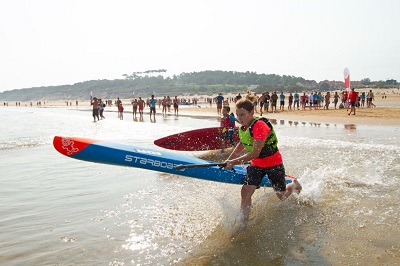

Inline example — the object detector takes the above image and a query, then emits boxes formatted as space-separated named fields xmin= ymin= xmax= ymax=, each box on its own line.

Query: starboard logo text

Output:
xmin=124 ymin=148 xmax=180 ymax=169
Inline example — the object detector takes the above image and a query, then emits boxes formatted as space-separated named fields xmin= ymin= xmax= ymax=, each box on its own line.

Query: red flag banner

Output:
xmin=343 ymin=67 xmax=350 ymax=90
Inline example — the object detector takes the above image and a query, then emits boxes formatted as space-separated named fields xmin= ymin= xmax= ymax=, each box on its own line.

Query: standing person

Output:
xmin=161 ymin=96 xmax=167 ymax=115
xmin=166 ymin=96 xmax=172 ymax=112
xmin=117 ymin=99 xmax=123 ymax=118
xmin=317 ymin=92 xmax=323 ymax=108
xmin=258 ymin=93 xmax=265 ymax=116
xmin=313 ymin=92 xmax=319 ymax=110
xmin=324 ymin=92 xmax=331 ymax=110
xmin=309 ymin=93 xmax=314 ymax=110
xmin=99 ymin=99 xmax=106 ymax=119
xmin=245 ymin=90 xmax=258 ymax=113
xmin=367 ymin=90 xmax=376 ymax=108
xmin=301 ymin=92 xmax=307 ymax=110
xmin=173 ymin=96 xmax=179 ymax=115
xmin=360 ymin=92 xmax=366 ymax=108
xmin=294 ymin=91 xmax=300 ymax=110
xmin=235 ymin=93 xmax=242 ymax=103
xmin=279 ymin=92 xmax=285 ymax=111
xmin=348 ymin=88 xmax=358 ymax=115
xmin=288 ymin=93 xmax=293 ymax=111
xmin=216 ymin=92 xmax=224 ymax=115
xmin=118 ymin=103 xmax=124 ymax=120
xmin=138 ymin=97 xmax=145 ymax=117
xmin=253 ymin=93 xmax=259 ymax=113
xmin=264 ymin=92 xmax=270 ymax=113
xmin=116 ymin=97 xmax=122 ymax=118
xmin=220 ymin=106 xmax=236 ymax=153
xmin=343 ymin=91 xmax=349 ymax=110
xmin=333 ymin=92 xmax=339 ymax=109
xmin=270 ymin=91 xmax=278 ymax=113
xmin=116 ymin=97 xmax=122 ymax=106
xmin=224 ymin=98 xmax=302 ymax=228
xmin=149 ymin=95 xmax=157 ymax=118
xmin=91 ymin=97 xmax=100 ymax=122
xmin=366 ymin=90 xmax=372 ymax=107
xmin=132 ymin=99 xmax=138 ymax=119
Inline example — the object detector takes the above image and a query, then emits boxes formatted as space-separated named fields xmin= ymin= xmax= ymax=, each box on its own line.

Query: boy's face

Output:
xmin=236 ymin=108 xmax=254 ymax=127
xmin=222 ymin=108 xmax=228 ymax=116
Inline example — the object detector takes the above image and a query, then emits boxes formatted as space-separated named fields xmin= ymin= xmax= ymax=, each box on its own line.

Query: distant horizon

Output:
xmin=1 ymin=69 xmax=396 ymax=94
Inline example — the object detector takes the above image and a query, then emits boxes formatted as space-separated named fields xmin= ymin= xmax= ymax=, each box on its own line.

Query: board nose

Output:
xmin=53 ymin=136 xmax=97 ymax=156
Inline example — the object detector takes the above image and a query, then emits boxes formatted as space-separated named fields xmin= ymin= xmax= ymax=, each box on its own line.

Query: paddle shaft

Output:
xmin=175 ymin=163 xmax=227 ymax=170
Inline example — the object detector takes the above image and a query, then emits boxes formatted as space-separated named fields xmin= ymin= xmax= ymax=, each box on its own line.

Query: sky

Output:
xmin=1 ymin=0 xmax=399 ymax=92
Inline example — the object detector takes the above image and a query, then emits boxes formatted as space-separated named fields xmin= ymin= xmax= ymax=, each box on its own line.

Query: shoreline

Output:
xmin=2 ymin=91 xmax=399 ymax=126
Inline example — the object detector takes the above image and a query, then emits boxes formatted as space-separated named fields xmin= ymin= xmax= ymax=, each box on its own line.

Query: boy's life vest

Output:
xmin=221 ymin=114 xmax=236 ymax=128
xmin=239 ymin=117 xmax=279 ymax=158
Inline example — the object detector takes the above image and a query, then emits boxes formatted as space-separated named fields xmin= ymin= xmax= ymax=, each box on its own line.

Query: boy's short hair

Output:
xmin=236 ymin=98 xmax=254 ymax=112
xmin=223 ymin=106 xmax=230 ymax=112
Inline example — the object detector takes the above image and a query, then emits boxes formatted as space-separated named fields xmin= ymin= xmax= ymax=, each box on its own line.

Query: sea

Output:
xmin=1 ymin=104 xmax=399 ymax=266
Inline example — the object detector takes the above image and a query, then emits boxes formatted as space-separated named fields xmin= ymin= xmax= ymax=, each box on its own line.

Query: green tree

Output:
xmin=360 ymin=78 xmax=371 ymax=85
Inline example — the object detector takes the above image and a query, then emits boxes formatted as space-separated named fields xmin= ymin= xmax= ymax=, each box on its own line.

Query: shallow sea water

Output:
xmin=0 ymin=105 xmax=399 ymax=265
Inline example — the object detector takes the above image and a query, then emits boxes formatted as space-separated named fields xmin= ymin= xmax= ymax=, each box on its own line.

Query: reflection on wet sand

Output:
xmin=132 ymin=113 xmax=356 ymax=129
xmin=344 ymin=124 xmax=357 ymax=130
xmin=268 ymin=117 xmax=356 ymax=129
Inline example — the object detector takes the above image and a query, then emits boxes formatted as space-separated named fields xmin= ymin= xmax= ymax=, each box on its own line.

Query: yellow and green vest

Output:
xmin=239 ymin=117 xmax=279 ymax=158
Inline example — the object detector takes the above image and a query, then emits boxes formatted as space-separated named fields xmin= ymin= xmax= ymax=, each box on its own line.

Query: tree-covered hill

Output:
xmin=0 ymin=70 xmax=395 ymax=101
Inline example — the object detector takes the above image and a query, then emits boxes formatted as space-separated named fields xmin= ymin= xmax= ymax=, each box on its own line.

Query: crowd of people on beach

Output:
xmin=87 ymin=88 xmax=383 ymax=122
xmin=90 ymin=94 xmax=186 ymax=122
xmin=187 ymin=88 xmax=377 ymax=118
xmin=3 ymin=87 xmax=384 ymax=122
xmin=237 ymin=89 xmax=377 ymax=115
xmin=2 ymin=86 xmax=388 ymax=123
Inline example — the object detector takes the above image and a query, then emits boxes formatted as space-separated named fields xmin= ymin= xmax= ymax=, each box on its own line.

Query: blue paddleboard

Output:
xmin=53 ymin=136 xmax=293 ymax=187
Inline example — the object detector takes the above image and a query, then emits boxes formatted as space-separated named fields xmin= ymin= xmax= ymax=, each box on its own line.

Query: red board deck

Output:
xmin=154 ymin=127 xmax=239 ymax=151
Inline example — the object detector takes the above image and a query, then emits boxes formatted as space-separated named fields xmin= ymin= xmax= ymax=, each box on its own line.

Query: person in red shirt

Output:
xmin=118 ymin=103 xmax=124 ymax=120
xmin=224 ymin=98 xmax=302 ymax=228
xmin=348 ymin=88 xmax=358 ymax=115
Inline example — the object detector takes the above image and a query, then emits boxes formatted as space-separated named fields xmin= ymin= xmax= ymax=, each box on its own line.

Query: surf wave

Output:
xmin=0 ymin=138 xmax=48 ymax=150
